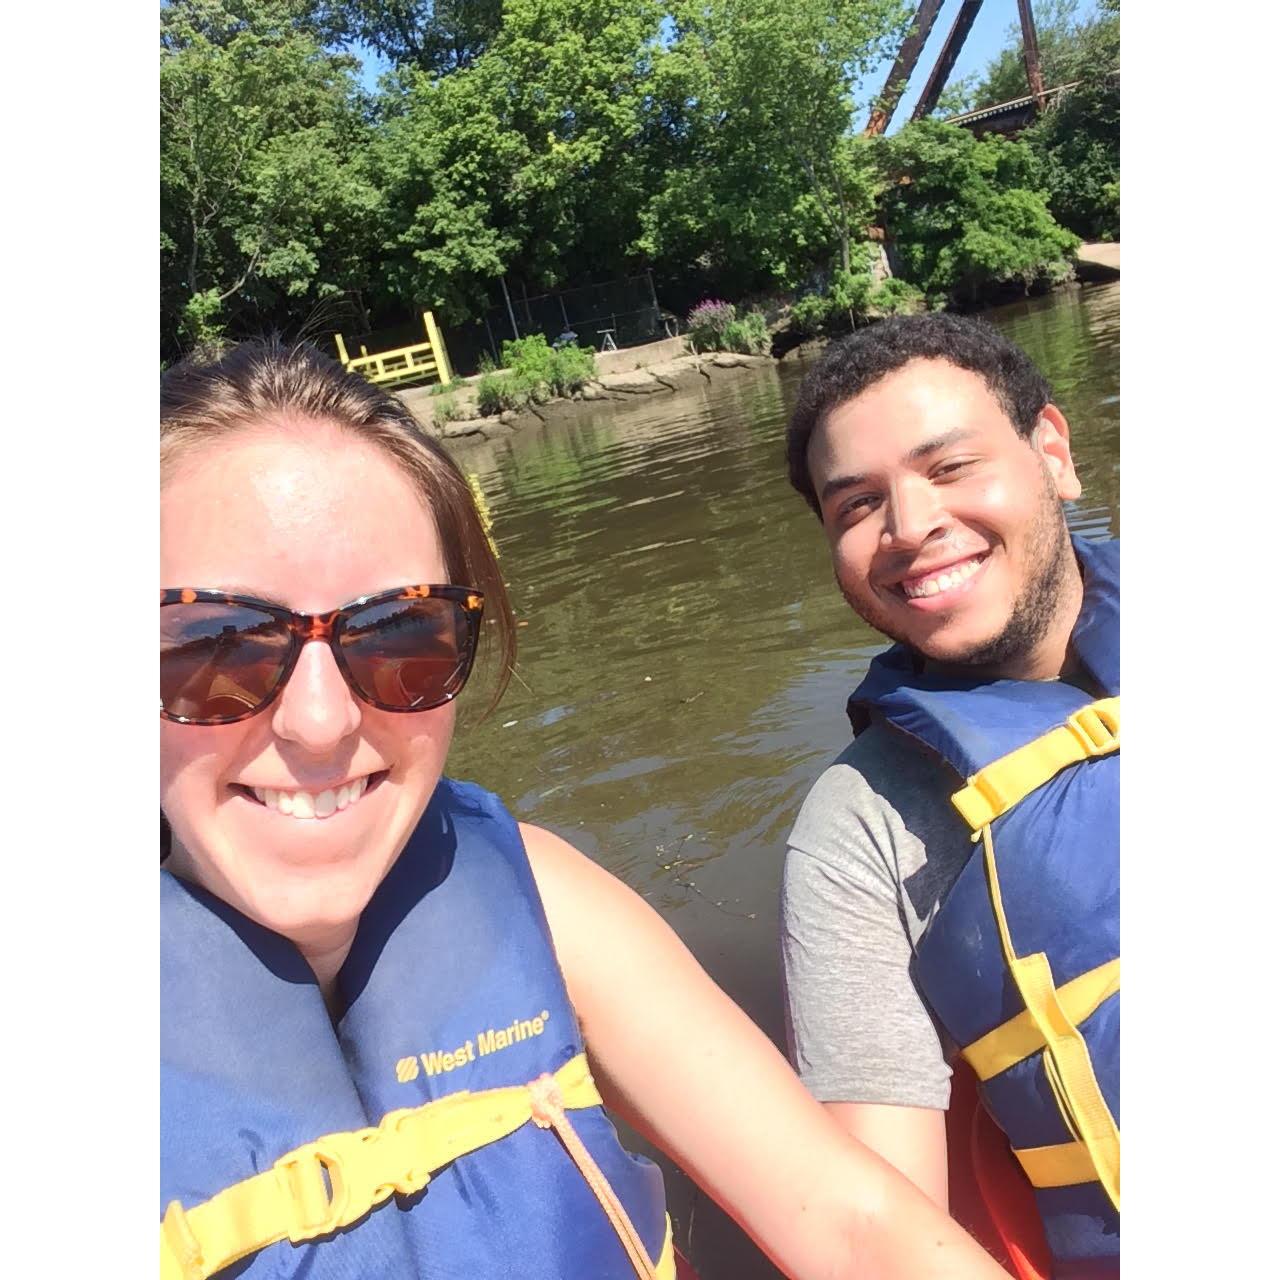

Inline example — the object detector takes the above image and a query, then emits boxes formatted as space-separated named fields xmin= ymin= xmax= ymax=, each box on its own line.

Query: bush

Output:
xmin=721 ymin=310 xmax=770 ymax=355
xmin=492 ymin=333 xmax=597 ymax=401
xmin=431 ymin=395 xmax=458 ymax=429
xmin=549 ymin=342 xmax=596 ymax=394
xmin=475 ymin=338 xmax=598 ymax=416
xmin=686 ymin=299 xmax=737 ymax=350
xmin=868 ymin=278 xmax=925 ymax=316
xmin=476 ymin=371 xmax=521 ymax=416
xmin=787 ymin=268 xmax=878 ymax=337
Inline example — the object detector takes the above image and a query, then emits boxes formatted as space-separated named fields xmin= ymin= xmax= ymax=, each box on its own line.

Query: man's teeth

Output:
xmin=902 ymin=557 xmax=982 ymax=599
xmin=250 ymin=776 xmax=370 ymax=819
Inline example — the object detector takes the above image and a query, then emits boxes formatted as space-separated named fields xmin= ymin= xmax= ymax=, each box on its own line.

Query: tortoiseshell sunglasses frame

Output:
xmin=160 ymin=584 xmax=485 ymax=725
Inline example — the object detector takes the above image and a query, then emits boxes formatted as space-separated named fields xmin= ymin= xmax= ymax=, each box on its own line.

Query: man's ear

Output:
xmin=1033 ymin=404 xmax=1082 ymax=501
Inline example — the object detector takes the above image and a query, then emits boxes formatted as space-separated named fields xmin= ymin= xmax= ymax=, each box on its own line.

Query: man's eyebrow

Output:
xmin=818 ymin=428 xmax=977 ymax=505
xmin=906 ymin=426 xmax=976 ymax=462
xmin=819 ymin=472 xmax=867 ymax=504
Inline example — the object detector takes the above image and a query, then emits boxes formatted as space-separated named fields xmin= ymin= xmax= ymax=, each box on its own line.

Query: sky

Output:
xmin=356 ymin=1 xmax=1105 ymax=131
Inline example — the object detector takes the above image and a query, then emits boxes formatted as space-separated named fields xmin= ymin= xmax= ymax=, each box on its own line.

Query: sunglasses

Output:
xmin=160 ymin=585 xmax=484 ymax=725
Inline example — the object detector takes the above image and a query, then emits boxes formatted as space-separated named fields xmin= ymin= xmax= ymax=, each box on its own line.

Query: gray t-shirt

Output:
xmin=780 ymin=721 xmax=974 ymax=1110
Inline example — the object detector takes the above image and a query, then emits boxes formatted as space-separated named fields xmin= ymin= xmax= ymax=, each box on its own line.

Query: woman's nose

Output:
xmin=271 ymin=641 xmax=362 ymax=754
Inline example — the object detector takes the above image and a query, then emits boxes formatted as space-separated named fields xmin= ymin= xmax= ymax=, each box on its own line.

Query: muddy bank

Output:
xmin=400 ymin=348 xmax=778 ymax=447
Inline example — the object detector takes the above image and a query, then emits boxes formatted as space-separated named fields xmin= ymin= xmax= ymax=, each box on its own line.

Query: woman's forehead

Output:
xmin=160 ymin=423 xmax=446 ymax=609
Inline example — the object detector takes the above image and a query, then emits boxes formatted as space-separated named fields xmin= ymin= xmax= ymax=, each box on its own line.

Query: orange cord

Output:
xmin=528 ymin=1072 xmax=658 ymax=1280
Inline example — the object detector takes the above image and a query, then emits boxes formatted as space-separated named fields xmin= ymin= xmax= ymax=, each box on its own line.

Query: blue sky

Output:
xmin=356 ymin=1 xmax=1103 ymax=131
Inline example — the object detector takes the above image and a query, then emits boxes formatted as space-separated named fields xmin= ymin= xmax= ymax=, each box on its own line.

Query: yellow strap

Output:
xmin=952 ymin=697 xmax=1119 ymax=830
xmin=655 ymin=1216 xmax=676 ymax=1280
xmin=962 ymin=958 xmax=1120 ymax=1081
xmin=979 ymin=825 xmax=1121 ymax=1212
xmin=1013 ymin=1138 xmax=1104 ymax=1189
xmin=161 ymin=1053 xmax=659 ymax=1280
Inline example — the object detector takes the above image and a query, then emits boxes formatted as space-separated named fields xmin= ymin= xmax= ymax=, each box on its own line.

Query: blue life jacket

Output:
xmin=848 ymin=536 xmax=1120 ymax=1279
xmin=161 ymin=777 xmax=670 ymax=1279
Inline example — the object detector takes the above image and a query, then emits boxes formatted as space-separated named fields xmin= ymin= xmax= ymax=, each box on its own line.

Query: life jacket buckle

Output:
xmin=273 ymin=1127 xmax=383 ymax=1242
xmin=160 ymin=1199 xmax=205 ymax=1280
xmin=1066 ymin=703 xmax=1119 ymax=756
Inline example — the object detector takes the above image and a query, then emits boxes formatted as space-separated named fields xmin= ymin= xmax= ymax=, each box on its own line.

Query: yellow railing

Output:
xmin=334 ymin=311 xmax=453 ymax=388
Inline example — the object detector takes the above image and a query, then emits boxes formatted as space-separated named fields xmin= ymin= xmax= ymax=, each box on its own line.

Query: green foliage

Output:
xmin=686 ymin=300 xmax=737 ymax=350
xmin=879 ymin=121 xmax=1078 ymax=303
xmin=477 ymin=333 xmax=596 ymax=412
xmin=636 ymin=0 xmax=907 ymax=294
xmin=160 ymin=0 xmax=378 ymax=358
xmin=318 ymin=1 xmax=503 ymax=76
xmin=720 ymin=312 xmax=771 ymax=355
xmin=868 ymin=277 xmax=924 ymax=316
xmin=1020 ymin=7 xmax=1120 ymax=239
xmin=789 ymin=291 xmax=841 ymax=338
xmin=475 ymin=370 xmax=521 ymax=416
xmin=158 ymin=0 xmax=1112 ymax=363
xmin=431 ymin=394 xmax=458 ymax=428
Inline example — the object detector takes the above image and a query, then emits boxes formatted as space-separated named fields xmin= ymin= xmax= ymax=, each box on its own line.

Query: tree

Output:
xmin=1020 ymin=2 xmax=1119 ymax=239
xmin=635 ymin=0 xmax=908 ymax=295
xmin=317 ymin=1 xmax=503 ymax=76
xmin=160 ymin=0 xmax=378 ymax=356
xmin=367 ymin=0 xmax=666 ymax=322
xmin=879 ymin=120 xmax=1078 ymax=303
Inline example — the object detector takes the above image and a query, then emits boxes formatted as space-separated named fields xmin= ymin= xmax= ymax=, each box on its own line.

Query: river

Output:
xmin=445 ymin=281 xmax=1120 ymax=1276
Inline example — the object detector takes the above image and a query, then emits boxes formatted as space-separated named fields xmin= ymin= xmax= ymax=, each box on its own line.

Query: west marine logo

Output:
xmin=396 ymin=1010 xmax=552 ymax=1083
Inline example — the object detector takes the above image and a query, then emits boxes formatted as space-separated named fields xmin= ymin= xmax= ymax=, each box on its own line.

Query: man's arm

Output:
xmin=780 ymin=745 xmax=958 ymax=1207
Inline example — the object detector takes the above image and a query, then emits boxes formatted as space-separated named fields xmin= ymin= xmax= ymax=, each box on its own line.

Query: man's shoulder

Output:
xmin=800 ymin=722 xmax=952 ymax=817
xmin=789 ymin=722 xmax=960 ymax=866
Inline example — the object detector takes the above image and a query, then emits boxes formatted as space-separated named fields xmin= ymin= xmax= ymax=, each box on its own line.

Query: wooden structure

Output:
xmin=334 ymin=311 xmax=453 ymax=389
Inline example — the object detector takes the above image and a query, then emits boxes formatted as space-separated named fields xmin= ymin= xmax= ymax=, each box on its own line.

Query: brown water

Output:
xmin=446 ymin=282 xmax=1119 ymax=1276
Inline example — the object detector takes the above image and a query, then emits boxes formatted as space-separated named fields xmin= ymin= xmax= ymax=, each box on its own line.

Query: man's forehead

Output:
xmin=811 ymin=362 xmax=1007 ymax=456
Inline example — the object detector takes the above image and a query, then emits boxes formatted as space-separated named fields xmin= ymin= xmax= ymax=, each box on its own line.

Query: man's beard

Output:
xmin=842 ymin=474 xmax=1074 ymax=668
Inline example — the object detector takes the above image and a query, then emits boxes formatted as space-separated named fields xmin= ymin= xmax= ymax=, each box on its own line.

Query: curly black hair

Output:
xmin=786 ymin=313 xmax=1053 ymax=515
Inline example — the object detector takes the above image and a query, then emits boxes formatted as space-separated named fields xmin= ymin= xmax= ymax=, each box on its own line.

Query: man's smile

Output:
xmin=886 ymin=552 xmax=991 ymax=606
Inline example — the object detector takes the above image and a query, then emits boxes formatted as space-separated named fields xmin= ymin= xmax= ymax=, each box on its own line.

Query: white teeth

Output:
xmin=247 ymin=776 xmax=372 ymax=819
xmin=903 ymin=558 xmax=982 ymax=599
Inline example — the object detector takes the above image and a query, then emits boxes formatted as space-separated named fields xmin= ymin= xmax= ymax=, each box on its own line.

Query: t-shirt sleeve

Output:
xmin=780 ymin=746 xmax=953 ymax=1110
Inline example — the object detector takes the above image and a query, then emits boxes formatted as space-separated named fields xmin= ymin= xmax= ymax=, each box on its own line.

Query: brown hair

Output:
xmin=160 ymin=337 xmax=516 ymax=715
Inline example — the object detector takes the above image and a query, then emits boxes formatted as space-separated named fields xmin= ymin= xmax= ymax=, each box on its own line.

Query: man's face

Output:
xmin=806 ymin=358 xmax=1082 ymax=670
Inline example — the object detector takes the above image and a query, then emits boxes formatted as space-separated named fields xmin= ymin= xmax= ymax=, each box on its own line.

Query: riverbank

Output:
xmin=401 ymin=244 xmax=1119 ymax=447
xmin=400 ymin=347 xmax=778 ymax=446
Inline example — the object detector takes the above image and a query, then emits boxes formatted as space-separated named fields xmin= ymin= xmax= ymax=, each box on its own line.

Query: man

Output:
xmin=780 ymin=314 xmax=1118 ymax=1278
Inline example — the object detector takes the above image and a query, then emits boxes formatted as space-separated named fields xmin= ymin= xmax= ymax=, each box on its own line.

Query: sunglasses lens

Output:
xmin=340 ymin=596 xmax=476 ymax=711
xmin=161 ymin=602 xmax=292 ymax=723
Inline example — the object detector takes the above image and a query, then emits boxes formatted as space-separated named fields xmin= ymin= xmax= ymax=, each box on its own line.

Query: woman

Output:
xmin=159 ymin=339 xmax=1003 ymax=1280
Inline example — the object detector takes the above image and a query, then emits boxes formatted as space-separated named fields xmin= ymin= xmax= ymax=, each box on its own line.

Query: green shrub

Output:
xmin=431 ymin=395 xmax=458 ymax=429
xmin=788 ymin=268 xmax=877 ymax=337
xmin=686 ymin=299 xmax=737 ymax=350
xmin=476 ymin=371 xmax=520 ymax=416
xmin=490 ymin=333 xmax=596 ymax=401
xmin=868 ymin=278 xmax=925 ymax=316
xmin=721 ymin=310 xmax=770 ymax=355
xmin=549 ymin=342 xmax=596 ymax=394
xmin=789 ymin=292 xmax=841 ymax=337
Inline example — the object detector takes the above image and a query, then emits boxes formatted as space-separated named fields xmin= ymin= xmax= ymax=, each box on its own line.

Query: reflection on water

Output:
xmin=446 ymin=283 xmax=1120 ymax=1277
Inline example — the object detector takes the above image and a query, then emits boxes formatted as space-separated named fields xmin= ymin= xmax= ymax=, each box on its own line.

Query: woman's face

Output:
xmin=160 ymin=418 xmax=457 ymax=946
